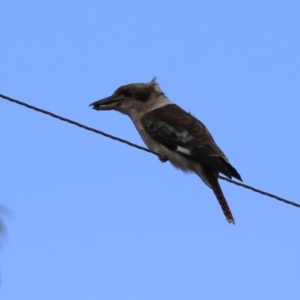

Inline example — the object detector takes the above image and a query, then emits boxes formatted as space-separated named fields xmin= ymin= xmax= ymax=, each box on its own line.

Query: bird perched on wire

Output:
xmin=90 ymin=78 xmax=242 ymax=224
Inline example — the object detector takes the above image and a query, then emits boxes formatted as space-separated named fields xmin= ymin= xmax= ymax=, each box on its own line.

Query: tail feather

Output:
xmin=205 ymin=169 xmax=235 ymax=224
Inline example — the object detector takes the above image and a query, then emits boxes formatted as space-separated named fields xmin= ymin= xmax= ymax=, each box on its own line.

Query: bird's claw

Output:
xmin=157 ymin=153 xmax=168 ymax=163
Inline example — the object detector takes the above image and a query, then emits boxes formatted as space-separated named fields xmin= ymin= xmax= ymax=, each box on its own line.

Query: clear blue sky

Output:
xmin=1 ymin=1 xmax=300 ymax=299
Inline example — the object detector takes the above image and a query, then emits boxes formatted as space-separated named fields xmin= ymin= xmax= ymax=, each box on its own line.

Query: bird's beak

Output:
xmin=89 ymin=95 xmax=124 ymax=111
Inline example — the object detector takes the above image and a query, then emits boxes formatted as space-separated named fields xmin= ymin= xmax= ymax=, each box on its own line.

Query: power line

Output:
xmin=1 ymin=93 xmax=299 ymax=208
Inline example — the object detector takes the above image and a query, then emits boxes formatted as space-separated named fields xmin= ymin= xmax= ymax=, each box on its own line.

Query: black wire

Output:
xmin=1 ymin=93 xmax=299 ymax=208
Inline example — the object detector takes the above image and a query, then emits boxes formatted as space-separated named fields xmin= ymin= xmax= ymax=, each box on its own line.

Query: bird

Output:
xmin=90 ymin=78 xmax=242 ymax=224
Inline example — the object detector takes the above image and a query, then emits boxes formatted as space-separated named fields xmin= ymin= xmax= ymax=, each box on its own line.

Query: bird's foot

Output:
xmin=157 ymin=152 xmax=168 ymax=163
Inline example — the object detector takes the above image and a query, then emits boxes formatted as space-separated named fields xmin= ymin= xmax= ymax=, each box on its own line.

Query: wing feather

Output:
xmin=141 ymin=104 xmax=242 ymax=181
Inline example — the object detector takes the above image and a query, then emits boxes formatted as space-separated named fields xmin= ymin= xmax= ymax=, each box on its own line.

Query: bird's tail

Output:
xmin=205 ymin=169 xmax=235 ymax=224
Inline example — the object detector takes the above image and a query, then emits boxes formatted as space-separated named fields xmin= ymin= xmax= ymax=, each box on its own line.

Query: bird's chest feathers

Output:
xmin=132 ymin=118 xmax=162 ymax=151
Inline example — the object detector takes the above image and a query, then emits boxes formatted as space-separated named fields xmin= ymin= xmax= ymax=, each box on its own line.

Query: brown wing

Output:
xmin=142 ymin=104 xmax=242 ymax=181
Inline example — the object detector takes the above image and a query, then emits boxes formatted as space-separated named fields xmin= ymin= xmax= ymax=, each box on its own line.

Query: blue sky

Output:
xmin=1 ymin=1 xmax=300 ymax=299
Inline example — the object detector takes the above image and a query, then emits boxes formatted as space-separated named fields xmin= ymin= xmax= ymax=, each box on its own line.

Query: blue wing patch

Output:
xmin=143 ymin=120 xmax=195 ymax=144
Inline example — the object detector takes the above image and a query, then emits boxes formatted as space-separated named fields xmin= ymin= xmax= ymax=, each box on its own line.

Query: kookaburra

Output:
xmin=90 ymin=78 xmax=242 ymax=224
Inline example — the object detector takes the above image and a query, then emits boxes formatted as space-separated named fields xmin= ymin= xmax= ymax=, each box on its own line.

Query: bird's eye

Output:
xmin=123 ymin=89 xmax=133 ymax=97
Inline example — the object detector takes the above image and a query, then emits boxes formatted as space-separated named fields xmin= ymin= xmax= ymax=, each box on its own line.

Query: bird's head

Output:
xmin=90 ymin=78 xmax=171 ymax=117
